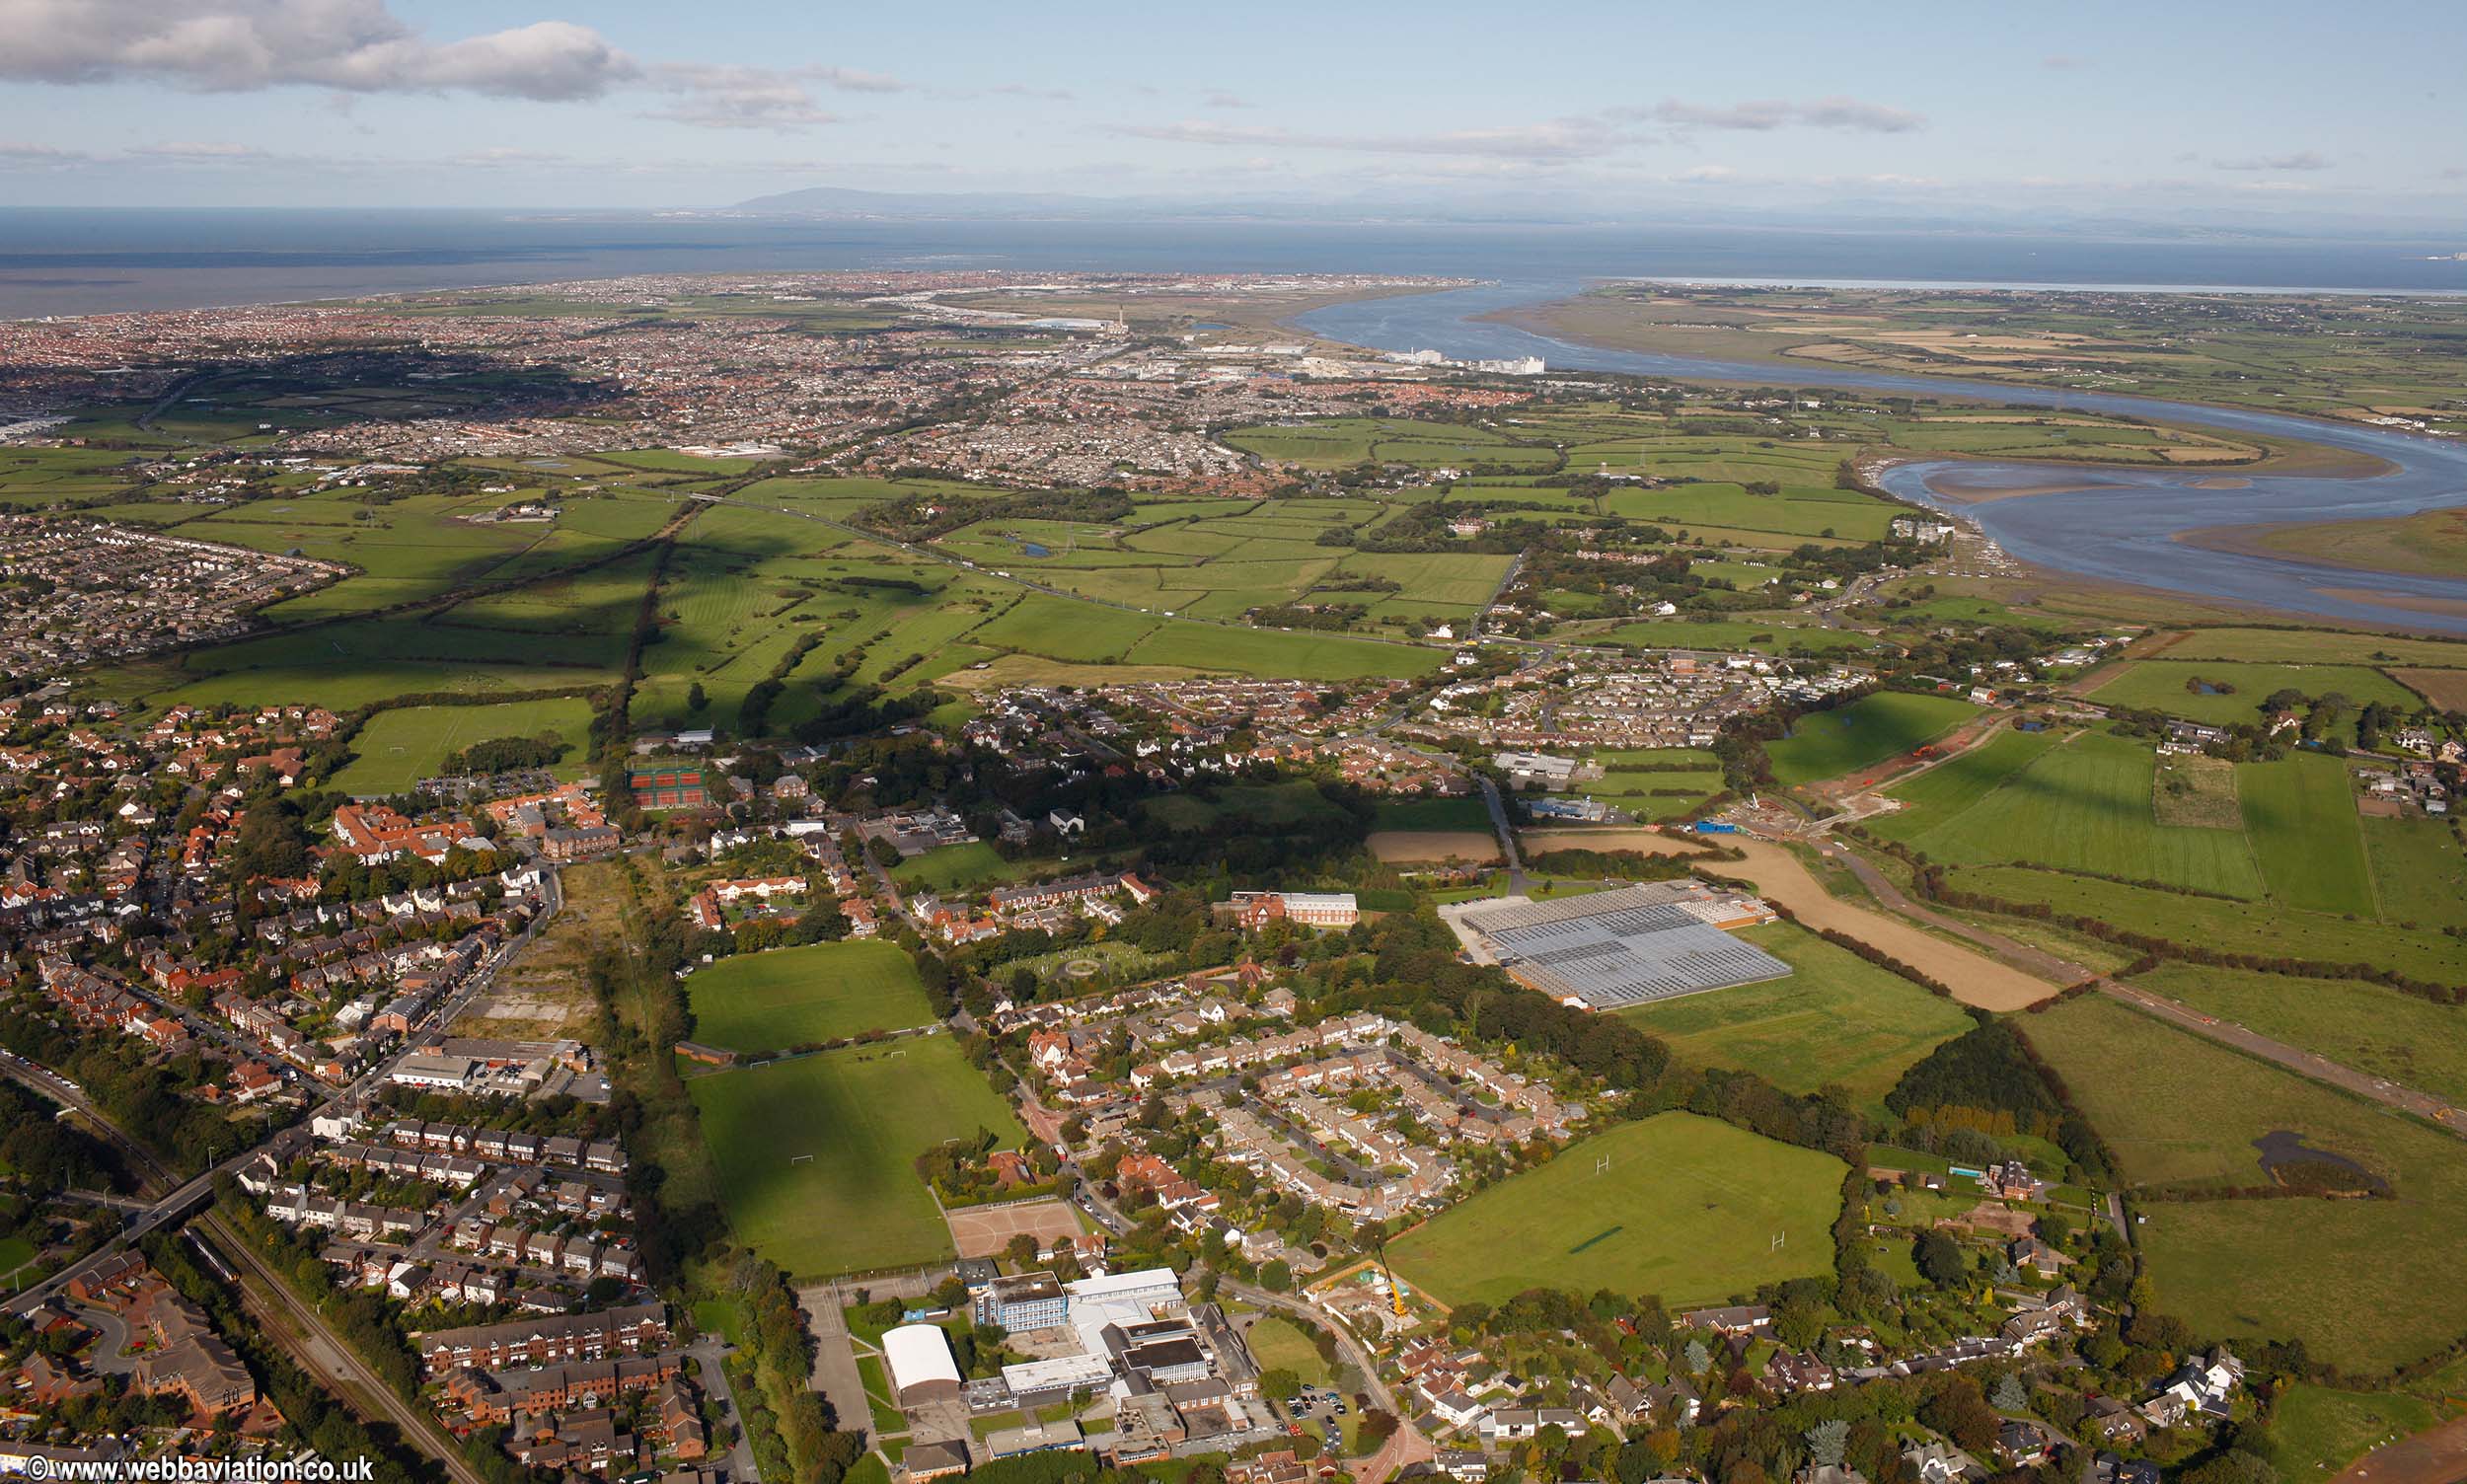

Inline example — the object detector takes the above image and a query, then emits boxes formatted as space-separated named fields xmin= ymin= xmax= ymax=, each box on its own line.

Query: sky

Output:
xmin=0 ymin=0 xmax=2461 ymax=227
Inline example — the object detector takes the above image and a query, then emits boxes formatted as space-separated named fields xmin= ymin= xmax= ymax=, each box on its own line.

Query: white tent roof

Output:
xmin=883 ymin=1324 xmax=961 ymax=1394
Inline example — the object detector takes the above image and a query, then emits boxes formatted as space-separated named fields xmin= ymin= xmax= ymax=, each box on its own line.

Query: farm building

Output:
xmin=1450 ymin=881 xmax=1788 ymax=1010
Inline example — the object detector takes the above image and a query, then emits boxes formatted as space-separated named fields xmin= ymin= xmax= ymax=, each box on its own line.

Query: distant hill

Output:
xmin=731 ymin=186 xmax=1111 ymax=217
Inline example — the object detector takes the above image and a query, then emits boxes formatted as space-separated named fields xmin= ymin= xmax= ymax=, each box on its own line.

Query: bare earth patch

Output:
xmin=1520 ymin=829 xmax=2059 ymax=1011
xmin=2392 ymin=668 xmax=2467 ymax=710
xmin=1368 ymin=830 xmax=1501 ymax=863
xmin=944 ymin=1197 xmax=1085 ymax=1260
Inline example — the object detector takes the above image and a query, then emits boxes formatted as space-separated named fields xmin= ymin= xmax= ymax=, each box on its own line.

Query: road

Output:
xmin=690 ymin=1338 xmax=763 ymax=1482
xmin=1475 ymin=776 xmax=1527 ymax=890
xmin=199 ymin=1210 xmax=491 ymax=1484
xmin=1812 ymin=840 xmax=2467 ymax=1136
xmin=11 ymin=864 xmax=565 ymax=1317
xmin=1218 ymin=1276 xmax=1433 ymax=1484
xmin=5 ymin=1045 xmax=487 ymax=1484
xmin=797 ymin=1281 xmax=877 ymax=1448
xmin=1072 ymin=1177 xmax=1432 ymax=1484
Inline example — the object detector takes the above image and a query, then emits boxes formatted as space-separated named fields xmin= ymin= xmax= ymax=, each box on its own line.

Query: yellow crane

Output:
xmin=1376 ymin=1237 xmax=1408 ymax=1319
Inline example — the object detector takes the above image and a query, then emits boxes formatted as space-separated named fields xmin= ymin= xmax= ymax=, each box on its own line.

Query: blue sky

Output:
xmin=1 ymin=0 xmax=2460 ymax=223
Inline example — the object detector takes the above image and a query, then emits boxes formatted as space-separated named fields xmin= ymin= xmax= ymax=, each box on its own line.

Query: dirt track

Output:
xmin=1520 ymin=829 xmax=2060 ymax=1011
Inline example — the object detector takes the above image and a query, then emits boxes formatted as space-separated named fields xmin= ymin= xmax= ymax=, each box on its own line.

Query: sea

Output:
xmin=8 ymin=207 xmax=2466 ymax=630
xmin=2 ymin=208 xmax=2464 ymax=320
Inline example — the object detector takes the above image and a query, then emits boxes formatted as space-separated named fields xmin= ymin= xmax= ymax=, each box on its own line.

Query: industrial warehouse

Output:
xmin=1443 ymin=880 xmax=1790 ymax=1009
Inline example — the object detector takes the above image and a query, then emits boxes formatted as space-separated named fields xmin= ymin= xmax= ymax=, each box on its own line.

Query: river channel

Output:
xmin=1298 ymin=282 xmax=2467 ymax=633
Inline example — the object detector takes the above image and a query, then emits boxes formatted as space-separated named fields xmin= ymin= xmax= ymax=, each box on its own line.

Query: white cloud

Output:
xmin=2042 ymin=54 xmax=2093 ymax=70
xmin=645 ymin=64 xmax=868 ymax=131
xmin=1110 ymin=116 xmax=1631 ymax=162
xmin=2212 ymin=151 xmax=2331 ymax=172
xmin=129 ymin=140 xmax=266 ymax=157
xmin=1630 ymin=95 xmax=1927 ymax=133
xmin=0 ymin=0 xmax=636 ymax=101
xmin=1202 ymin=90 xmax=1251 ymax=110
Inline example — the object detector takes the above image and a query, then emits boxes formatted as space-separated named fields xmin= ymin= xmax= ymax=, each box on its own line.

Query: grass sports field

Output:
xmin=332 ymin=698 xmax=596 ymax=795
xmin=1618 ymin=922 xmax=1975 ymax=1112
xmin=1765 ymin=692 xmax=1978 ymax=787
xmin=1388 ymin=1111 xmax=1842 ymax=1308
xmin=683 ymin=940 xmax=936 ymax=1052
xmin=2023 ymin=995 xmax=2467 ymax=1373
xmin=689 ymin=1037 xmax=1026 ymax=1277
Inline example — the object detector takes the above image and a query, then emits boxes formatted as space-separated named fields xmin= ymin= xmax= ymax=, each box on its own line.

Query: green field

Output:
xmin=2239 ymin=753 xmax=2375 ymax=916
xmin=1600 ymin=618 xmax=1885 ymax=655
xmin=1765 ymin=692 xmax=1978 ymax=787
xmin=2264 ymin=1383 xmax=2440 ymax=1481
xmin=969 ymin=594 xmax=1160 ymax=663
xmin=1869 ymin=725 xmax=2062 ymax=839
xmin=1947 ymin=864 xmax=2467 ymax=984
xmin=891 ymin=842 xmax=1068 ymax=893
xmin=1618 ymin=923 xmax=1976 ymax=1111
xmin=1388 ymin=1111 xmax=1842 ymax=1308
xmin=684 ymin=940 xmax=937 ymax=1052
xmin=689 ymin=1037 xmax=1027 ymax=1276
xmin=2157 ymin=629 xmax=2467 ymax=669
xmin=2362 ymin=816 xmax=2467 ymax=932
xmin=2126 ymin=963 xmax=2467 ymax=1105
xmin=332 ymin=698 xmax=597 ymax=795
xmin=2023 ymin=995 xmax=2467 ymax=1373
xmin=2086 ymin=660 xmax=2423 ymax=743
xmin=1144 ymin=779 xmax=1349 ymax=834
xmin=1243 ymin=1316 xmax=1336 ymax=1388
xmin=1123 ymin=621 xmax=1446 ymax=680
xmin=1879 ymin=729 xmax=2265 ymax=896
xmin=1372 ymin=794 xmax=1495 ymax=832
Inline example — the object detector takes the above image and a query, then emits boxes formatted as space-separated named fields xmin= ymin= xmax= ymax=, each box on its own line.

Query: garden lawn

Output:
xmin=2021 ymin=995 xmax=2467 ymax=1373
xmin=1764 ymin=692 xmax=1979 ymax=787
xmin=1388 ymin=1111 xmax=1842 ymax=1308
xmin=684 ymin=940 xmax=937 ymax=1052
xmin=1617 ymin=923 xmax=1974 ymax=1112
xmin=689 ymin=1038 xmax=1026 ymax=1277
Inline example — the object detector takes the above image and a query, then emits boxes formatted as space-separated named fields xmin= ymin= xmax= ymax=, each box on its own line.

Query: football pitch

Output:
xmin=1388 ymin=1111 xmax=1843 ymax=1308
xmin=684 ymin=939 xmax=936 ymax=1052
xmin=689 ymin=1037 xmax=1028 ymax=1277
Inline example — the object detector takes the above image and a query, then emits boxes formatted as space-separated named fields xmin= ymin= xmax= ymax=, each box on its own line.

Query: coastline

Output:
xmin=1482 ymin=293 xmax=2404 ymax=481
